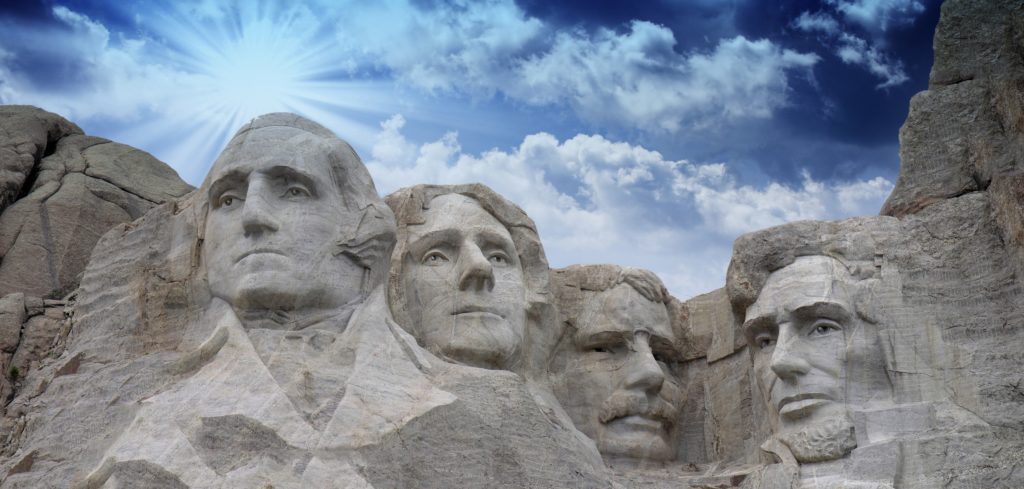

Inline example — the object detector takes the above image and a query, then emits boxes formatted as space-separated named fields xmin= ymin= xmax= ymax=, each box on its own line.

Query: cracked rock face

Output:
xmin=0 ymin=0 xmax=1022 ymax=486
xmin=0 ymin=107 xmax=193 ymax=299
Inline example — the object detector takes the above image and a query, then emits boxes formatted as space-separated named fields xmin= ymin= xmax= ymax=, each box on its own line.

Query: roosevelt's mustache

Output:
xmin=598 ymin=393 xmax=678 ymax=426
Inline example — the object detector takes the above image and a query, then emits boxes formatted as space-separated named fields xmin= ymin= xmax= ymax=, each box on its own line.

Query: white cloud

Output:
xmin=366 ymin=115 xmax=893 ymax=299
xmin=836 ymin=33 xmax=909 ymax=88
xmin=793 ymin=11 xmax=841 ymax=35
xmin=831 ymin=0 xmax=925 ymax=33
xmin=0 ymin=6 xmax=196 ymax=120
xmin=336 ymin=1 xmax=820 ymax=131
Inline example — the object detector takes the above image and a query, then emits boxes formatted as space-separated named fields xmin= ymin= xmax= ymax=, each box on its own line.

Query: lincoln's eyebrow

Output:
xmin=575 ymin=329 xmax=630 ymax=348
xmin=208 ymin=169 xmax=249 ymax=200
xmin=742 ymin=311 xmax=775 ymax=333
xmin=789 ymin=301 xmax=853 ymax=323
xmin=263 ymin=165 xmax=320 ymax=196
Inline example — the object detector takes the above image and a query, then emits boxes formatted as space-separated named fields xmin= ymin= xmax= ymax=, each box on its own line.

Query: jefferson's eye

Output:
xmin=488 ymin=253 xmax=510 ymax=266
xmin=810 ymin=322 xmax=841 ymax=337
xmin=591 ymin=346 xmax=611 ymax=354
xmin=423 ymin=251 xmax=449 ymax=265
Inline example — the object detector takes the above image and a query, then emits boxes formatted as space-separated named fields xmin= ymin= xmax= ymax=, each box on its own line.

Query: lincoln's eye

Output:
xmin=809 ymin=321 xmax=841 ymax=337
xmin=756 ymin=336 xmax=775 ymax=349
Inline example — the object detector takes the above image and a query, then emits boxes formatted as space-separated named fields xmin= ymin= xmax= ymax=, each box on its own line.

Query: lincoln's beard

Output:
xmin=778 ymin=413 xmax=857 ymax=463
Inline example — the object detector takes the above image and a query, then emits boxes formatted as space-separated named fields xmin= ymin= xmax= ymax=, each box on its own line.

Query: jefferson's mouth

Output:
xmin=236 ymin=248 xmax=285 ymax=263
xmin=776 ymin=393 xmax=835 ymax=418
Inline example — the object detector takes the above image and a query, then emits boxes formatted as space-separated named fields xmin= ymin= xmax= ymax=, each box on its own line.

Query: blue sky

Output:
xmin=0 ymin=0 xmax=940 ymax=299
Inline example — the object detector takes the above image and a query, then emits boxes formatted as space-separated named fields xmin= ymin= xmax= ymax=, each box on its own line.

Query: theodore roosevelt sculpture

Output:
xmin=385 ymin=184 xmax=553 ymax=373
xmin=548 ymin=265 xmax=685 ymax=466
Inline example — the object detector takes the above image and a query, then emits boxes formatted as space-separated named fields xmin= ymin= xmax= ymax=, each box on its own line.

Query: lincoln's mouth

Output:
xmin=236 ymin=248 xmax=286 ymax=263
xmin=452 ymin=305 xmax=503 ymax=318
xmin=776 ymin=393 xmax=835 ymax=418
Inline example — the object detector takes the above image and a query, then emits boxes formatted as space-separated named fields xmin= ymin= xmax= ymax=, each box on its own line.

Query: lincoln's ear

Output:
xmin=336 ymin=203 xmax=397 ymax=273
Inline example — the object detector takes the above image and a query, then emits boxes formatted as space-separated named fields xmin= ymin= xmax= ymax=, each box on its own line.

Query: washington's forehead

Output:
xmin=412 ymin=193 xmax=510 ymax=238
xmin=209 ymin=134 xmax=333 ymax=183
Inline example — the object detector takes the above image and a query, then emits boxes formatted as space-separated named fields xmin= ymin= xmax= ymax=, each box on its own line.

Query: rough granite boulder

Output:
xmin=0 ymin=106 xmax=193 ymax=299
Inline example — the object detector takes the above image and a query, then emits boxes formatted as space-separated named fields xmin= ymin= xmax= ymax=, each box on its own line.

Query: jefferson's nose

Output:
xmin=624 ymin=334 xmax=665 ymax=394
xmin=457 ymin=243 xmax=494 ymax=292
xmin=241 ymin=182 xmax=280 ymax=237
xmin=769 ymin=327 xmax=811 ymax=381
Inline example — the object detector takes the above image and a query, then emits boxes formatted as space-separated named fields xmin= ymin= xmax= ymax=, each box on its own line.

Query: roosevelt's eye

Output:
xmin=423 ymin=251 xmax=449 ymax=265
xmin=809 ymin=321 xmax=841 ymax=337
xmin=652 ymin=349 xmax=676 ymax=365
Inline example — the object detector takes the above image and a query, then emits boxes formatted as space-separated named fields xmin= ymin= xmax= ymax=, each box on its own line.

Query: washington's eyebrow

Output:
xmin=263 ymin=165 xmax=319 ymax=196
xmin=208 ymin=169 xmax=250 ymax=200
xmin=789 ymin=301 xmax=852 ymax=323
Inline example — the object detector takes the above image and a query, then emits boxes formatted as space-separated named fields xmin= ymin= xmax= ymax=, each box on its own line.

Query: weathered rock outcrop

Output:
xmin=0 ymin=0 xmax=1022 ymax=487
xmin=0 ymin=106 xmax=193 ymax=300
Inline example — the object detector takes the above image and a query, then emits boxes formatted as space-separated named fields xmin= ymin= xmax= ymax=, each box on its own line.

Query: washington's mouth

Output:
xmin=777 ymin=393 xmax=835 ymax=418
xmin=236 ymin=248 xmax=286 ymax=263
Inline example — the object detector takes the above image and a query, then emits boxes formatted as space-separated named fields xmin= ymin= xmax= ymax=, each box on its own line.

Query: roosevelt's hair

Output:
xmin=549 ymin=264 xmax=681 ymax=348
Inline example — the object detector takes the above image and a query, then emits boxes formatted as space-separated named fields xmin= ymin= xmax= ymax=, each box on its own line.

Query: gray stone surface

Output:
xmin=0 ymin=107 xmax=193 ymax=299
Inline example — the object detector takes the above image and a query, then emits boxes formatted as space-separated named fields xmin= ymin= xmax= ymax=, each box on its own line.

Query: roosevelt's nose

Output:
xmin=769 ymin=327 xmax=811 ymax=381
xmin=241 ymin=182 xmax=280 ymax=237
xmin=623 ymin=334 xmax=665 ymax=394
xmin=457 ymin=243 xmax=495 ymax=292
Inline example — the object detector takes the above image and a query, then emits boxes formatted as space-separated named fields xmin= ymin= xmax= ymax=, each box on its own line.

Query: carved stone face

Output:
xmin=743 ymin=255 xmax=887 ymax=462
xmin=203 ymin=132 xmax=364 ymax=314
xmin=556 ymin=284 xmax=682 ymax=463
xmin=400 ymin=193 xmax=527 ymax=369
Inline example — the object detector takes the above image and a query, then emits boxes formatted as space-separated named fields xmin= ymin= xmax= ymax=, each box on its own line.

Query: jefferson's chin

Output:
xmin=426 ymin=314 xmax=521 ymax=369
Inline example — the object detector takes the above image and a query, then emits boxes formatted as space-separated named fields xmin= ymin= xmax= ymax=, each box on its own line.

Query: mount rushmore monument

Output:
xmin=0 ymin=0 xmax=1022 ymax=487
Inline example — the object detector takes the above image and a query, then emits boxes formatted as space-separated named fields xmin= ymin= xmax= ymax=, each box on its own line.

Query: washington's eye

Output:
xmin=809 ymin=321 xmax=841 ymax=337
xmin=422 ymin=251 xmax=449 ymax=265
xmin=217 ymin=194 xmax=241 ymax=208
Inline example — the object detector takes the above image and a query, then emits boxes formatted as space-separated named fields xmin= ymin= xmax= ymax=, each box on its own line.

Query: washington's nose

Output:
xmin=624 ymin=336 xmax=665 ymax=394
xmin=769 ymin=328 xmax=811 ymax=381
xmin=457 ymin=244 xmax=494 ymax=292
xmin=240 ymin=185 xmax=280 ymax=237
